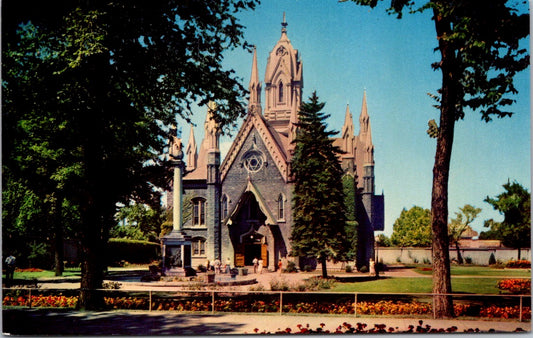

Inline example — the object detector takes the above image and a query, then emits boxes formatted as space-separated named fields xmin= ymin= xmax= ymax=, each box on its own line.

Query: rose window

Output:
xmin=243 ymin=151 xmax=264 ymax=173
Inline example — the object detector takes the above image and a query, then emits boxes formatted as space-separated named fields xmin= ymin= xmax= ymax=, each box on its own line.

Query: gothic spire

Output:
xmin=359 ymin=90 xmax=369 ymax=131
xmin=341 ymin=104 xmax=355 ymax=156
xmin=248 ymin=46 xmax=262 ymax=114
xmin=342 ymin=104 xmax=354 ymax=138
xmin=185 ymin=124 xmax=197 ymax=171
xmin=359 ymin=91 xmax=374 ymax=165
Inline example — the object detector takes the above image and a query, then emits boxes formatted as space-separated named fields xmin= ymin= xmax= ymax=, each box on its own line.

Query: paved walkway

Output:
xmin=3 ymin=309 xmax=530 ymax=335
xmin=34 ymin=265 xmax=422 ymax=291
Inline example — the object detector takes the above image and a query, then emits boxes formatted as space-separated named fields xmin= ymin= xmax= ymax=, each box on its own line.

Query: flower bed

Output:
xmin=3 ymin=294 xmax=530 ymax=320
xmin=247 ymin=320 xmax=527 ymax=334
xmin=505 ymin=260 xmax=531 ymax=269
xmin=3 ymin=295 xmax=77 ymax=308
xmin=14 ymin=268 xmax=44 ymax=272
xmin=497 ymin=279 xmax=531 ymax=294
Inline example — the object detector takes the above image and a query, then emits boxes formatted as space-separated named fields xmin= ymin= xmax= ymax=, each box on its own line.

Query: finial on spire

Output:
xmin=281 ymin=12 xmax=288 ymax=34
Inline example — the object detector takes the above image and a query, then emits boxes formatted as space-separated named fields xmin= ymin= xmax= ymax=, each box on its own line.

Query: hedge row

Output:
xmin=107 ymin=238 xmax=160 ymax=264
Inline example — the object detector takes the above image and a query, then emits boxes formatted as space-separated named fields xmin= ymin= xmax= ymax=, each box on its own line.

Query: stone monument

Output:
xmin=161 ymin=125 xmax=193 ymax=277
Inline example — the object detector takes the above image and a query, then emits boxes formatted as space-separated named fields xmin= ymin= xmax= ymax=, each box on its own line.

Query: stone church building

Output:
xmin=172 ymin=18 xmax=384 ymax=271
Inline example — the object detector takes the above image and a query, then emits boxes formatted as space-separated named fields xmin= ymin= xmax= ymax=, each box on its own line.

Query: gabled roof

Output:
xmin=220 ymin=111 xmax=290 ymax=183
xmin=225 ymin=178 xmax=277 ymax=227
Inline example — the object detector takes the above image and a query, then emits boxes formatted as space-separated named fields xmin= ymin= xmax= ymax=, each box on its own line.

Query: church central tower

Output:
xmin=263 ymin=14 xmax=303 ymax=135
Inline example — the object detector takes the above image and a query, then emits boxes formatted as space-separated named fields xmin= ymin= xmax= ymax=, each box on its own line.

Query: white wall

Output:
xmin=376 ymin=247 xmax=531 ymax=266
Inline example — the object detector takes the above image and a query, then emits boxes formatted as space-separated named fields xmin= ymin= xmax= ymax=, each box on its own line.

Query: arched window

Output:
xmin=222 ymin=194 xmax=228 ymax=219
xmin=277 ymin=194 xmax=285 ymax=220
xmin=278 ymin=81 xmax=284 ymax=103
xmin=192 ymin=198 xmax=206 ymax=226
xmin=192 ymin=237 xmax=206 ymax=256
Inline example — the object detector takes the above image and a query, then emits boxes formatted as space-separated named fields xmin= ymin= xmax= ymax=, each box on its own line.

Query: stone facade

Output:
xmin=170 ymin=17 xmax=384 ymax=270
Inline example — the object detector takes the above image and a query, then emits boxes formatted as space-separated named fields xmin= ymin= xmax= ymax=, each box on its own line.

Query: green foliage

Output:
xmin=3 ymin=1 xmax=258 ymax=309
xmin=290 ymin=92 xmax=349 ymax=276
xmin=344 ymin=0 xmax=529 ymax=318
xmin=113 ymin=204 xmax=165 ymax=242
xmin=27 ymin=241 xmax=52 ymax=269
xmin=285 ymin=261 xmax=298 ymax=273
xmin=344 ymin=221 xmax=358 ymax=260
xmin=376 ymin=233 xmax=392 ymax=247
xmin=448 ymin=204 xmax=481 ymax=244
xmin=390 ymin=206 xmax=432 ymax=247
xmin=342 ymin=175 xmax=357 ymax=221
xmin=110 ymin=224 xmax=146 ymax=241
xmin=484 ymin=181 xmax=531 ymax=251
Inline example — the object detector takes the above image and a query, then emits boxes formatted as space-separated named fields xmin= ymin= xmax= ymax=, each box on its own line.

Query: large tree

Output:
xmin=448 ymin=204 xmax=481 ymax=264
xmin=3 ymin=0 xmax=258 ymax=309
xmin=290 ymin=92 xmax=349 ymax=278
xmin=345 ymin=0 xmax=529 ymax=317
xmin=484 ymin=181 xmax=531 ymax=259
xmin=390 ymin=206 xmax=432 ymax=247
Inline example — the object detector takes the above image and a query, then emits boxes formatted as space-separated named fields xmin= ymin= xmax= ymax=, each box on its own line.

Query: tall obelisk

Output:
xmin=161 ymin=125 xmax=192 ymax=276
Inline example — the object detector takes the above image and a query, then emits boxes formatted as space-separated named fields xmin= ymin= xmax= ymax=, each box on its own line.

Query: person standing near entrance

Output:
xmin=5 ymin=254 xmax=16 ymax=287
xmin=278 ymin=260 xmax=282 ymax=275
xmin=258 ymin=259 xmax=263 ymax=274
xmin=252 ymin=257 xmax=258 ymax=274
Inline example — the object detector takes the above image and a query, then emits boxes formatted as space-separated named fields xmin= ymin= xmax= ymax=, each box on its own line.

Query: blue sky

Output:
xmin=179 ymin=0 xmax=531 ymax=236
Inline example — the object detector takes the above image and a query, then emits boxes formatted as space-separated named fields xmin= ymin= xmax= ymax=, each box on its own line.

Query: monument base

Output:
xmin=164 ymin=267 xmax=188 ymax=277
xmin=161 ymin=230 xmax=194 ymax=277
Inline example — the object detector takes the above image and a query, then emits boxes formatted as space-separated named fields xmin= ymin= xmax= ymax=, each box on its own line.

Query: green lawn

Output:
xmin=3 ymin=268 xmax=81 ymax=280
xmin=414 ymin=265 xmax=531 ymax=277
xmin=331 ymin=277 xmax=507 ymax=294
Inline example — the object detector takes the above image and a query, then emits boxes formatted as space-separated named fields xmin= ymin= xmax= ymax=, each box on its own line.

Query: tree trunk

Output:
xmin=321 ymin=257 xmax=328 ymax=278
xmin=430 ymin=5 xmax=456 ymax=318
xmin=54 ymin=226 xmax=64 ymax=276
xmin=455 ymin=242 xmax=463 ymax=265
xmin=78 ymin=211 xmax=106 ymax=310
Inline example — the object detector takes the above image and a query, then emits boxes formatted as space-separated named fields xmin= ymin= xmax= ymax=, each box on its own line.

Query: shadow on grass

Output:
xmin=3 ymin=309 xmax=244 ymax=335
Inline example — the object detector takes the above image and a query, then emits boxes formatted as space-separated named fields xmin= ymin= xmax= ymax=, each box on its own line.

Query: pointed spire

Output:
xmin=249 ymin=46 xmax=260 ymax=88
xmin=342 ymin=104 xmax=354 ymax=137
xmin=280 ymin=12 xmax=289 ymax=41
xmin=248 ymin=46 xmax=262 ymax=114
xmin=359 ymin=90 xmax=369 ymax=130
xmin=341 ymin=104 xmax=355 ymax=156
xmin=358 ymin=90 xmax=374 ymax=165
xmin=185 ymin=124 xmax=197 ymax=171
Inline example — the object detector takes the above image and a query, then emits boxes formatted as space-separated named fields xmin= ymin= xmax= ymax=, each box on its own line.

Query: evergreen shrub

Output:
xmin=285 ymin=261 xmax=298 ymax=273
xmin=488 ymin=253 xmax=497 ymax=265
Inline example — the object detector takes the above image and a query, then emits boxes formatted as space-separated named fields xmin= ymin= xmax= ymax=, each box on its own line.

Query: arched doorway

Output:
xmin=237 ymin=231 xmax=268 ymax=267
xmin=228 ymin=191 xmax=272 ymax=267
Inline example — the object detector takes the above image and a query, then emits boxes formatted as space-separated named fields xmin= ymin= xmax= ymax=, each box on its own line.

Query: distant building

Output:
xmin=168 ymin=16 xmax=384 ymax=270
